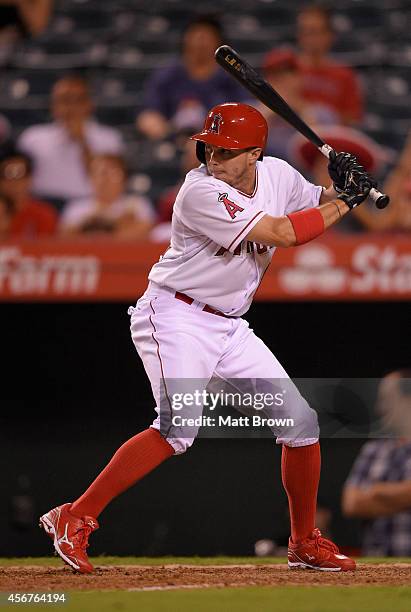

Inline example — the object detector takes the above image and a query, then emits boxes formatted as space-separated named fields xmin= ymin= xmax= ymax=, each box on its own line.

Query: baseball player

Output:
xmin=40 ymin=103 xmax=373 ymax=573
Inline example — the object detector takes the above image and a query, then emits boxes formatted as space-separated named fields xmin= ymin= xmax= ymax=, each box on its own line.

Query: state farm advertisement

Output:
xmin=260 ymin=236 xmax=411 ymax=300
xmin=0 ymin=235 xmax=409 ymax=301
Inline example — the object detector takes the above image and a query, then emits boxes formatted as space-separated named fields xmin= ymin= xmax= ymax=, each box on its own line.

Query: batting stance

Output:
xmin=40 ymin=103 xmax=373 ymax=573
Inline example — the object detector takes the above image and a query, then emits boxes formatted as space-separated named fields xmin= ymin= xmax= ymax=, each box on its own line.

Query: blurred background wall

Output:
xmin=1 ymin=301 xmax=408 ymax=556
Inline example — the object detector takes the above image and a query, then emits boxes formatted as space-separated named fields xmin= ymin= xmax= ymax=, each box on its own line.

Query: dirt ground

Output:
xmin=1 ymin=564 xmax=411 ymax=591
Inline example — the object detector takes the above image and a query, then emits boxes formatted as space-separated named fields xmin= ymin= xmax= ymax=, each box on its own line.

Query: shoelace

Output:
xmin=72 ymin=523 xmax=94 ymax=550
xmin=312 ymin=529 xmax=339 ymax=554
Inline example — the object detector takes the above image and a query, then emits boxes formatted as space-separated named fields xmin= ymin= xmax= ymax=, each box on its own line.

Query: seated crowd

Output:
xmin=0 ymin=7 xmax=410 ymax=241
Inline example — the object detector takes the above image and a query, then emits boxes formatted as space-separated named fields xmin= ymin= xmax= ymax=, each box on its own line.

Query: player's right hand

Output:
xmin=336 ymin=171 xmax=373 ymax=209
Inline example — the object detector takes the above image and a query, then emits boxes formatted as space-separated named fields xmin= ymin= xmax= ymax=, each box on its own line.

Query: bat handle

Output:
xmin=319 ymin=145 xmax=390 ymax=210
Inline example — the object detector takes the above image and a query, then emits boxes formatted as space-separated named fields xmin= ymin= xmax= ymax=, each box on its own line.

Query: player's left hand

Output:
xmin=328 ymin=150 xmax=372 ymax=194
xmin=337 ymin=171 xmax=373 ymax=209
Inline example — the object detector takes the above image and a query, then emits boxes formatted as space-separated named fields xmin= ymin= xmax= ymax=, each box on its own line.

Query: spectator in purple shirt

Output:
xmin=136 ymin=15 xmax=247 ymax=140
xmin=342 ymin=370 xmax=411 ymax=556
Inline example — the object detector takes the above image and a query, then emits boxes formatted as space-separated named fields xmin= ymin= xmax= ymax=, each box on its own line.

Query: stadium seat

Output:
xmin=0 ymin=70 xmax=59 ymax=97
xmin=335 ymin=6 xmax=385 ymax=30
xmin=107 ymin=46 xmax=173 ymax=70
xmin=12 ymin=41 xmax=91 ymax=70
xmin=95 ymin=105 xmax=139 ymax=128
xmin=52 ymin=8 xmax=113 ymax=32
xmin=2 ymin=107 xmax=49 ymax=131
xmin=90 ymin=70 xmax=149 ymax=103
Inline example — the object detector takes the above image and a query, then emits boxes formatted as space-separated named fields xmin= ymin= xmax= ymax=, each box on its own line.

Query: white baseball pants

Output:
xmin=129 ymin=283 xmax=319 ymax=454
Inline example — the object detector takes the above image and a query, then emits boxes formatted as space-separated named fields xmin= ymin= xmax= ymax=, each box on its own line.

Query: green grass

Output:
xmin=0 ymin=556 xmax=280 ymax=567
xmin=1 ymin=556 xmax=410 ymax=566
xmin=25 ymin=587 xmax=411 ymax=612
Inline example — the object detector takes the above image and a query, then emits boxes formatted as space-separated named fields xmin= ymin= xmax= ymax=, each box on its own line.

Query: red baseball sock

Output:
xmin=281 ymin=441 xmax=321 ymax=544
xmin=70 ymin=428 xmax=174 ymax=519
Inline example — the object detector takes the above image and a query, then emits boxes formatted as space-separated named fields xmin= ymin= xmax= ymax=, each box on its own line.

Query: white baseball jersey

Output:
xmin=149 ymin=156 xmax=322 ymax=316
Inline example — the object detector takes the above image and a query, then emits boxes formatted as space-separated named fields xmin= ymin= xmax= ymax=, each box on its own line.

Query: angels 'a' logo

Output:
xmin=218 ymin=193 xmax=244 ymax=219
xmin=209 ymin=113 xmax=223 ymax=134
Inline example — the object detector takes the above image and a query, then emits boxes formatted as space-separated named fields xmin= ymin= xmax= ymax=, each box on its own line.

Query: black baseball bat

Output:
xmin=215 ymin=45 xmax=389 ymax=209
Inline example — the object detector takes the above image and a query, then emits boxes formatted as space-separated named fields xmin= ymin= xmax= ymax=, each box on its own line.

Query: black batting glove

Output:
xmin=336 ymin=171 xmax=372 ymax=209
xmin=328 ymin=150 xmax=363 ymax=193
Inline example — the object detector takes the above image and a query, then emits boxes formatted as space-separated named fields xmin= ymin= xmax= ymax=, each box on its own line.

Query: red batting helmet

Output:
xmin=191 ymin=102 xmax=268 ymax=164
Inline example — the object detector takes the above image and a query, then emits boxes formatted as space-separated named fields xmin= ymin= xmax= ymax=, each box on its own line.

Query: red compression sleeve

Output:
xmin=282 ymin=442 xmax=321 ymax=543
xmin=70 ymin=428 xmax=174 ymax=518
xmin=287 ymin=208 xmax=325 ymax=245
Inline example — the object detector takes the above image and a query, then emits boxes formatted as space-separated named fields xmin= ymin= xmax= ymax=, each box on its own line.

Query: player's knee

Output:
xmin=166 ymin=437 xmax=196 ymax=455
xmin=277 ymin=401 xmax=319 ymax=445
xmin=298 ymin=404 xmax=320 ymax=440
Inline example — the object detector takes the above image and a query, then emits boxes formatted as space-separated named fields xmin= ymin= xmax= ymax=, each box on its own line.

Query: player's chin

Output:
xmin=210 ymin=169 xmax=225 ymax=179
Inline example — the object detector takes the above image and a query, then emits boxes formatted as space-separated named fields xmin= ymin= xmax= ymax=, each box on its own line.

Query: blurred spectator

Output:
xmin=150 ymin=135 xmax=198 ymax=243
xmin=315 ymin=502 xmax=333 ymax=541
xmin=60 ymin=154 xmax=155 ymax=239
xmin=0 ymin=0 xmax=52 ymax=65
xmin=261 ymin=48 xmax=337 ymax=162
xmin=0 ymin=114 xmax=11 ymax=145
xmin=136 ymin=15 xmax=247 ymax=140
xmin=291 ymin=126 xmax=392 ymax=232
xmin=382 ymin=130 xmax=411 ymax=231
xmin=296 ymin=5 xmax=363 ymax=125
xmin=0 ymin=191 xmax=13 ymax=240
xmin=342 ymin=370 xmax=411 ymax=556
xmin=0 ymin=149 xmax=57 ymax=237
xmin=0 ymin=0 xmax=52 ymax=43
xmin=157 ymin=135 xmax=198 ymax=223
xmin=18 ymin=76 xmax=124 ymax=207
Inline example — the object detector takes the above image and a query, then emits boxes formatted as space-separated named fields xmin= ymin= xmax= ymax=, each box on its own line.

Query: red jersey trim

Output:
xmin=227 ymin=211 xmax=265 ymax=251
xmin=235 ymin=168 xmax=259 ymax=198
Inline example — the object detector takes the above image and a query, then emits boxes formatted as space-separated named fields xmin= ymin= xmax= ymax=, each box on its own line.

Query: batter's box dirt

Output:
xmin=1 ymin=564 xmax=411 ymax=591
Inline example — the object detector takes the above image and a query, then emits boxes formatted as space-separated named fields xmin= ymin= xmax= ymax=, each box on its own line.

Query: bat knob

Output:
xmin=375 ymin=194 xmax=390 ymax=209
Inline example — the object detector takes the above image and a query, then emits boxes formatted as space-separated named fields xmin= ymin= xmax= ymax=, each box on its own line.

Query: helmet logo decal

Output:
xmin=209 ymin=113 xmax=223 ymax=134
xmin=218 ymin=193 xmax=244 ymax=219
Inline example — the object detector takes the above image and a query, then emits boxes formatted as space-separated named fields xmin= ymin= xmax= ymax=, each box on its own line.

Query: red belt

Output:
xmin=175 ymin=291 xmax=229 ymax=318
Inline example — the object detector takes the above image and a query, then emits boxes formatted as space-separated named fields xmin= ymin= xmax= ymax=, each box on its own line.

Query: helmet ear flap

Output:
xmin=196 ymin=141 xmax=206 ymax=164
